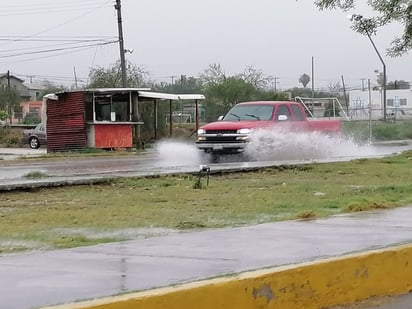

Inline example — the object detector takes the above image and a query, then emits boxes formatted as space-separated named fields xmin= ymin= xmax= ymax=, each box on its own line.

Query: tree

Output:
xmin=299 ymin=73 xmax=311 ymax=88
xmin=39 ymin=80 xmax=67 ymax=98
xmin=387 ymin=80 xmax=411 ymax=89
xmin=203 ymin=77 xmax=258 ymax=110
xmin=0 ymin=88 xmax=20 ymax=123
xmin=155 ymin=75 xmax=202 ymax=94
xmin=88 ymin=60 xmax=151 ymax=88
xmin=199 ymin=63 xmax=226 ymax=85
xmin=315 ymin=0 xmax=412 ymax=56
xmin=376 ymin=72 xmax=384 ymax=86
xmin=0 ymin=110 xmax=8 ymax=121
xmin=328 ymin=81 xmax=341 ymax=94
xmin=239 ymin=65 xmax=272 ymax=89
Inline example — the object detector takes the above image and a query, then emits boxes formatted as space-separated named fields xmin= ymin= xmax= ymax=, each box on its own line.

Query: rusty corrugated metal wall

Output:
xmin=46 ymin=92 xmax=86 ymax=152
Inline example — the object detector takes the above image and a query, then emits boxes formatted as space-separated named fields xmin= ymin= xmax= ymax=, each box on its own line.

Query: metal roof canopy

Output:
xmin=137 ymin=91 xmax=205 ymax=101
xmin=136 ymin=91 xmax=205 ymax=140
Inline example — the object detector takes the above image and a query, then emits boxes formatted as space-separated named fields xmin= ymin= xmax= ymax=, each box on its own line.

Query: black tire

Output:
xmin=29 ymin=137 xmax=40 ymax=149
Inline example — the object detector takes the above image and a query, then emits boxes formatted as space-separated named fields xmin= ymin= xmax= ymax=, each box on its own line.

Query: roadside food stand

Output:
xmin=43 ymin=89 xmax=204 ymax=152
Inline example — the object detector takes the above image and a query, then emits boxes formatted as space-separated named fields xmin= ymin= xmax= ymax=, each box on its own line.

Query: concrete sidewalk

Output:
xmin=1 ymin=206 xmax=412 ymax=309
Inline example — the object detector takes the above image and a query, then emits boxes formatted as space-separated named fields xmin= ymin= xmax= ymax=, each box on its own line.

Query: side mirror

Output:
xmin=217 ymin=115 xmax=224 ymax=121
xmin=278 ymin=115 xmax=288 ymax=121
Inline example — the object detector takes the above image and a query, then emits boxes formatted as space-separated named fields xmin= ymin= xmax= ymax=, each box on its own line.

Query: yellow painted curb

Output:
xmin=43 ymin=244 xmax=412 ymax=309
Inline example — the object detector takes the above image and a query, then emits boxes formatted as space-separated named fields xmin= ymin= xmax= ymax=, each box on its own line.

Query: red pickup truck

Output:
xmin=196 ymin=101 xmax=342 ymax=155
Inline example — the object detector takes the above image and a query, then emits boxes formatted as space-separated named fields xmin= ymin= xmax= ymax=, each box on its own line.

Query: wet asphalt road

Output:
xmin=1 ymin=207 xmax=412 ymax=309
xmin=0 ymin=141 xmax=411 ymax=184
xmin=0 ymin=143 xmax=412 ymax=308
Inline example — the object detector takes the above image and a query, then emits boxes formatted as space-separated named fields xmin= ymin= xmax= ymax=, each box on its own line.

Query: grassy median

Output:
xmin=1 ymin=151 xmax=412 ymax=254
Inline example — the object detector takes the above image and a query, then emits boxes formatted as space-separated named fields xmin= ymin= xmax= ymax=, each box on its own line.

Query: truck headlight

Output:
xmin=197 ymin=128 xmax=206 ymax=135
xmin=237 ymin=128 xmax=251 ymax=134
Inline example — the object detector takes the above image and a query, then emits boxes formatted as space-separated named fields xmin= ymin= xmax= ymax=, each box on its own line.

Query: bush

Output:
xmin=23 ymin=115 xmax=41 ymax=124
xmin=0 ymin=127 xmax=23 ymax=147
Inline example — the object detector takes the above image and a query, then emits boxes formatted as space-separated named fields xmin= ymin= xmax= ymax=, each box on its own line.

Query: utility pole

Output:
xmin=368 ymin=79 xmax=372 ymax=142
xmin=361 ymin=78 xmax=366 ymax=91
xmin=311 ymin=56 xmax=315 ymax=112
xmin=273 ymin=77 xmax=279 ymax=93
xmin=115 ymin=0 xmax=127 ymax=87
xmin=73 ymin=66 xmax=78 ymax=89
xmin=169 ymin=75 xmax=178 ymax=84
xmin=349 ymin=14 xmax=387 ymax=121
xmin=27 ymin=75 xmax=35 ymax=83
xmin=341 ymin=75 xmax=348 ymax=114
xmin=6 ymin=70 xmax=12 ymax=125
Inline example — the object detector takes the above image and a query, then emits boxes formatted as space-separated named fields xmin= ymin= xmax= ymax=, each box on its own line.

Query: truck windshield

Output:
xmin=223 ymin=105 xmax=274 ymax=121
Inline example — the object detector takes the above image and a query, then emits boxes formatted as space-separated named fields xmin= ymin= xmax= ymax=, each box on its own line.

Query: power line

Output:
xmin=0 ymin=39 xmax=116 ymax=55
xmin=0 ymin=35 xmax=116 ymax=42
xmin=13 ymin=72 xmax=88 ymax=82
xmin=0 ymin=42 xmax=115 ymax=65
xmin=0 ymin=0 xmax=112 ymax=15
xmin=0 ymin=40 xmax=117 ymax=59
xmin=3 ymin=0 xmax=109 ymax=8
xmin=0 ymin=2 xmax=113 ymax=48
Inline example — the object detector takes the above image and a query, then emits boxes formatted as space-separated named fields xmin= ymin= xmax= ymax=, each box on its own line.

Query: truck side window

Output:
xmin=291 ymin=105 xmax=304 ymax=121
xmin=276 ymin=105 xmax=291 ymax=121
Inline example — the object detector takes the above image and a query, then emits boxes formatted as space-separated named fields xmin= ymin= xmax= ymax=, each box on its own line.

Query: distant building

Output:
xmin=348 ymin=89 xmax=412 ymax=120
xmin=0 ymin=73 xmax=47 ymax=122
xmin=0 ymin=73 xmax=46 ymax=101
xmin=20 ymin=101 xmax=43 ymax=120
xmin=23 ymin=82 xmax=46 ymax=101
xmin=0 ymin=73 xmax=30 ymax=99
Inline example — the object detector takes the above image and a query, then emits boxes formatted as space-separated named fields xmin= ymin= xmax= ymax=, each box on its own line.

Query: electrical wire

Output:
xmin=0 ymin=41 xmax=116 ymax=66
xmin=0 ymin=40 xmax=117 ymax=59
xmin=0 ymin=0 xmax=113 ymax=16
xmin=0 ymin=1 xmax=114 ymax=48
xmin=0 ymin=39 xmax=116 ymax=54
xmin=0 ymin=36 xmax=116 ymax=42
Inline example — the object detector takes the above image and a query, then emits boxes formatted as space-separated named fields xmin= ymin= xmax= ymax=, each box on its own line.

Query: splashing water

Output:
xmin=154 ymin=139 xmax=203 ymax=166
xmin=244 ymin=128 xmax=377 ymax=161
xmin=153 ymin=131 xmax=378 ymax=166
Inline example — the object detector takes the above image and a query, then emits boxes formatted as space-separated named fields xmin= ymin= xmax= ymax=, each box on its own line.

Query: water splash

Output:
xmin=154 ymin=139 xmax=203 ymax=166
xmin=153 ymin=131 xmax=378 ymax=166
xmin=244 ymin=128 xmax=377 ymax=161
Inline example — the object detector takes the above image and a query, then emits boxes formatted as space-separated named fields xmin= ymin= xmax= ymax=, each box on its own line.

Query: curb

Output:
xmin=42 ymin=243 xmax=412 ymax=309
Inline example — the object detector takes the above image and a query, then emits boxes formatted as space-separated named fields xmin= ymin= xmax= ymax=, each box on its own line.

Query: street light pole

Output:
xmin=365 ymin=30 xmax=387 ymax=121
xmin=349 ymin=14 xmax=387 ymax=121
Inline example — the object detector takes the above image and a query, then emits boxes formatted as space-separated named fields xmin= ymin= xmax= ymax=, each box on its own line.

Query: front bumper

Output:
xmin=196 ymin=142 xmax=247 ymax=153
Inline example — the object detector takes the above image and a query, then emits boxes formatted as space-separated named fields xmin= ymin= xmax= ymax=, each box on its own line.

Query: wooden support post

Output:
xmin=169 ymin=99 xmax=173 ymax=137
xmin=153 ymin=99 xmax=158 ymax=140
xmin=195 ymin=99 xmax=199 ymax=134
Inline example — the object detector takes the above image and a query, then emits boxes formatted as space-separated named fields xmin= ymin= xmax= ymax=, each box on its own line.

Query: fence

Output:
xmin=347 ymin=107 xmax=412 ymax=122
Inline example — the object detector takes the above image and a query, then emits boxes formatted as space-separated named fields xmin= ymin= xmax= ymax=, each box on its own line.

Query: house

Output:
xmin=0 ymin=73 xmax=30 ymax=99
xmin=20 ymin=100 xmax=43 ymax=121
xmin=0 ymin=73 xmax=47 ymax=122
xmin=23 ymin=82 xmax=46 ymax=101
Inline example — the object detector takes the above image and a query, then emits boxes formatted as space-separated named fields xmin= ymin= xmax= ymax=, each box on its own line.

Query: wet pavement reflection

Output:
xmin=0 ymin=207 xmax=411 ymax=309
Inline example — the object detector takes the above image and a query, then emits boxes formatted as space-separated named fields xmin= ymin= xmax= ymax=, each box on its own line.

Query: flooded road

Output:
xmin=0 ymin=138 xmax=411 ymax=183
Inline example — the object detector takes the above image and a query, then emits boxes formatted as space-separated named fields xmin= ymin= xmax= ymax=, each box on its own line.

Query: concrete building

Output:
xmin=348 ymin=89 xmax=412 ymax=120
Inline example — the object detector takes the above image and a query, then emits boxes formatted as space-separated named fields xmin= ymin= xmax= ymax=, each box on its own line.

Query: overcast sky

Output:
xmin=1 ymin=0 xmax=411 ymax=90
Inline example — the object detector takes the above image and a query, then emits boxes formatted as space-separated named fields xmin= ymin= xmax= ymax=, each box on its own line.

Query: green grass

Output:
xmin=1 ymin=151 xmax=412 ymax=253
xmin=24 ymin=171 xmax=48 ymax=179
xmin=343 ymin=120 xmax=412 ymax=142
